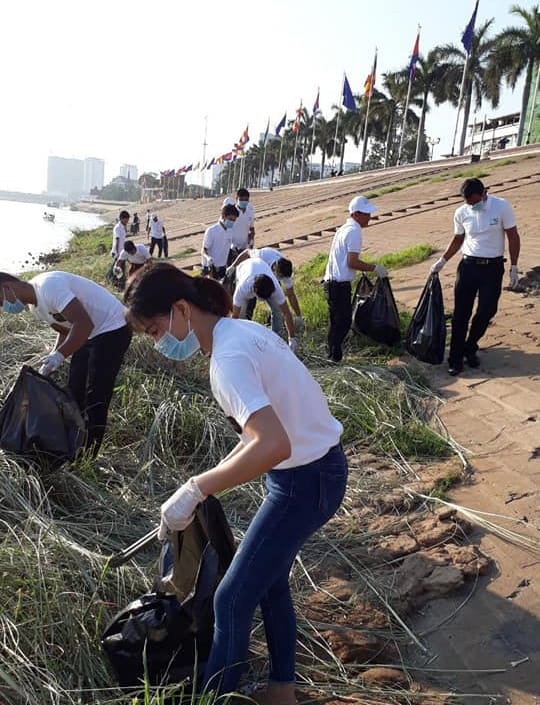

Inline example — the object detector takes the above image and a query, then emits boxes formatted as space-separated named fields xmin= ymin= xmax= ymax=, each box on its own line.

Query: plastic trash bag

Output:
xmin=101 ymin=495 xmax=235 ymax=690
xmin=353 ymin=277 xmax=401 ymax=346
xmin=405 ymin=273 xmax=446 ymax=364
xmin=0 ymin=365 xmax=86 ymax=462
xmin=351 ymin=274 xmax=374 ymax=335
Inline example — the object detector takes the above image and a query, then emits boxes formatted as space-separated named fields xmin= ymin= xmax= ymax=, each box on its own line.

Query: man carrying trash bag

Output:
xmin=0 ymin=270 xmax=131 ymax=457
xmin=323 ymin=195 xmax=388 ymax=362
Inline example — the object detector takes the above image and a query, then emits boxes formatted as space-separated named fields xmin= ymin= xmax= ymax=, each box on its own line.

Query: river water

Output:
xmin=0 ymin=200 xmax=105 ymax=273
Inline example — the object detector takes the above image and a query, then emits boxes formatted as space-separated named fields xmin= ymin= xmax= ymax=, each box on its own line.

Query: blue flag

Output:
xmin=275 ymin=112 xmax=286 ymax=136
xmin=342 ymin=74 xmax=357 ymax=112
xmin=461 ymin=0 xmax=479 ymax=53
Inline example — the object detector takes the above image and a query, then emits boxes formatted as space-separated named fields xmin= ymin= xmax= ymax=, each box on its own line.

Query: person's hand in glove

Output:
xmin=225 ymin=265 xmax=235 ymax=278
xmin=294 ymin=316 xmax=304 ymax=334
xmin=373 ymin=264 xmax=388 ymax=278
xmin=38 ymin=351 xmax=65 ymax=376
xmin=113 ymin=265 xmax=123 ymax=279
xmin=509 ymin=265 xmax=520 ymax=290
xmin=288 ymin=337 xmax=298 ymax=354
xmin=158 ymin=477 xmax=206 ymax=540
xmin=430 ymin=257 xmax=447 ymax=275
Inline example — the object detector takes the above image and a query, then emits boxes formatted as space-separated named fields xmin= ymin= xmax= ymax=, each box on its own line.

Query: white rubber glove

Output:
xmin=430 ymin=257 xmax=447 ymax=275
xmin=158 ymin=477 xmax=206 ymax=540
xmin=206 ymin=257 xmax=213 ymax=267
xmin=113 ymin=265 xmax=123 ymax=279
xmin=38 ymin=351 xmax=65 ymax=376
xmin=288 ymin=337 xmax=298 ymax=354
xmin=509 ymin=265 xmax=519 ymax=289
xmin=294 ymin=316 xmax=304 ymax=334
xmin=374 ymin=264 xmax=388 ymax=278
xmin=225 ymin=265 xmax=235 ymax=278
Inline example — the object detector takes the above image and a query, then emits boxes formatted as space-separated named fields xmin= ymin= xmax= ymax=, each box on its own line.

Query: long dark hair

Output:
xmin=124 ymin=262 xmax=232 ymax=318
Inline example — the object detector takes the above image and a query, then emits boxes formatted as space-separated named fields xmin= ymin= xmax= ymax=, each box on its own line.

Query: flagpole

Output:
xmin=201 ymin=115 xmax=208 ymax=196
xmin=292 ymin=128 xmax=299 ymax=183
xmin=525 ymin=60 xmax=540 ymax=144
xmin=259 ymin=117 xmax=269 ymax=188
xmin=361 ymin=50 xmax=377 ymax=170
xmin=331 ymin=74 xmax=345 ymax=170
xmin=479 ymin=113 xmax=487 ymax=155
xmin=308 ymin=87 xmax=319 ymax=181
xmin=398 ymin=28 xmax=419 ymax=165
xmin=277 ymin=133 xmax=285 ymax=186
xmin=451 ymin=52 xmax=470 ymax=156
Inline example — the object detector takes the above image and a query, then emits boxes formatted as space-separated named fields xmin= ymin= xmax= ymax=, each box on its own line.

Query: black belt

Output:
xmin=323 ymin=280 xmax=352 ymax=286
xmin=462 ymin=256 xmax=504 ymax=265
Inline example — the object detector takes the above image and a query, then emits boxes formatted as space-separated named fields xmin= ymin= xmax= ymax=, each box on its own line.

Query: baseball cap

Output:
xmin=222 ymin=197 xmax=235 ymax=207
xmin=348 ymin=195 xmax=377 ymax=215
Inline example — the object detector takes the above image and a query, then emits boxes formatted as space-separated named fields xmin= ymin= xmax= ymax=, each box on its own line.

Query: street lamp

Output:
xmin=426 ymin=136 xmax=440 ymax=161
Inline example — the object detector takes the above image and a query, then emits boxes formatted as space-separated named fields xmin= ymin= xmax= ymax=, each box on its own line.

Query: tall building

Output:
xmin=119 ymin=164 xmax=138 ymax=181
xmin=47 ymin=156 xmax=84 ymax=197
xmin=83 ymin=157 xmax=105 ymax=193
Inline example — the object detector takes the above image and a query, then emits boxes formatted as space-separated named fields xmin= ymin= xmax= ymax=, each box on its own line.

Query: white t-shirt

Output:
xmin=324 ymin=218 xmax=362 ymax=282
xmin=454 ymin=195 xmax=516 ymax=258
xmin=210 ymin=317 xmax=343 ymax=469
xmin=203 ymin=222 xmax=233 ymax=267
xmin=118 ymin=243 xmax=150 ymax=264
xmin=249 ymin=247 xmax=293 ymax=289
xmin=231 ymin=209 xmax=254 ymax=249
xmin=233 ymin=257 xmax=286 ymax=308
xmin=112 ymin=222 xmax=126 ymax=255
xmin=29 ymin=271 xmax=127 ymax=339
xmin=149 ymin=219 xmax=165 ymax=239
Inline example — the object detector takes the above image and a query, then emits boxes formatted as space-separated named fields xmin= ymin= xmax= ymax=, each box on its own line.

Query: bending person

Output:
xmin=0 ymin=270 xmax=131 ymax=456
xmin=124 ymin=262 xmax=347 ymax=701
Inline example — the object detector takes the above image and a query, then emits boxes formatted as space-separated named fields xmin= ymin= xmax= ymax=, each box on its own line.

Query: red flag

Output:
xmin=292 ymin=101 xmax=303 ymax=134
xmin=364 ymin=50 xmax=378 ymax=99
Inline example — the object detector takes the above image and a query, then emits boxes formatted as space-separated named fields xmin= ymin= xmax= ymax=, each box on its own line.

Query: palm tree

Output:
xmin=379 ymin=71 xmax=422 ymax=167
xmin=313 ymin=115 xmax=338 ymax=178
xmin=488 ymin=4 xmax=540 ymax=145
xmin=411 ymin=50 xmax=461 ymax=162
xmin=437 ymin=19 xmax=500 ymax=155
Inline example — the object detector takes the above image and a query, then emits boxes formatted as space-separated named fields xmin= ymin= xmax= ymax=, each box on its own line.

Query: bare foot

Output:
xmin=251 ymin=683 xmax=297 ymax=705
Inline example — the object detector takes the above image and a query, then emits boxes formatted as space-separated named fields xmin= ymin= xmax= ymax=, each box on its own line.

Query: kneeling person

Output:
xmin=116 ymin=240 xmax=151 ymax=278
xmin=232 ymin=258 xmax=297 ymax=351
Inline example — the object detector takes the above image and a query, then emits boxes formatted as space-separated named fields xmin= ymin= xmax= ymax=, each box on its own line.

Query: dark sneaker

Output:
xmin=465 ymin=353 xmax=480 ymax=368
xmin=448 ymin=363 xmax=464 ymax=376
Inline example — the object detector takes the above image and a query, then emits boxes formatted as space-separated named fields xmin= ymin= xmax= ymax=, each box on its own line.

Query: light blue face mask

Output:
xmin=223 ymin=219 xmax=235 ymax=230
xmin=238 ymin=200 xmax=249 ymax=210
xmin=2 ymin=287 xmax=25 ymax=314
xmin=471 ymin=200 xmax=485 ymax=212
xmin=154 ymin=309 xmax=200 ymax=361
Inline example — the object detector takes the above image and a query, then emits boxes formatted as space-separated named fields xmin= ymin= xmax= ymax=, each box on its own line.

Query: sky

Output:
xmin=0 ymin=0 xmax=530 ymax=193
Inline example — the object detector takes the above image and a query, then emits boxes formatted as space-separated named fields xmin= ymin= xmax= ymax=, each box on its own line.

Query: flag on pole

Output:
xmin=193 ymin=161 xmax=200 ymax=171
xmin=275 ymin=112 xmax=286 ymax=135
xmin=292 ymin=102 xmax=303 ymax=133
xmin=240 ymin=125 xmax=250 ymax=146
xmin=185 ymin=164 xmax=193 ymax=172
xmin=223 ymin=152 xmax=233 ymax=161
xmin=461 ymin=0 xmax=479 ymax=53
xmin=342 ymin=74 xmax=357 ymax=112
xmin=262 ymin=117 xmax=270 ymax=145
xmin=206 ymin=158 xmax=215 ymax=170
xmin=364 ymin=51 xmax=377 ymax=99
xmin=313 ymin=88 xmax=320 ymax=115
xmin=408 ymin=32 xmax=420 ymax=81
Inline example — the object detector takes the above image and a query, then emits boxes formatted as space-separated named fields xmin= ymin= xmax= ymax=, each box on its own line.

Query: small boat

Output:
xmin=43 ymin=212 xmax=55 ymax=223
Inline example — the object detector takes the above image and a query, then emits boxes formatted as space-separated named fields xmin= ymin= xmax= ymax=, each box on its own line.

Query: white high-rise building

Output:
xmin=119 ymin=164 xmax=138 ymax=181
xmin=47 ymin=156 xmax=84 ymax=197
xmin=83 ymin=157 xmax=105 ymax=193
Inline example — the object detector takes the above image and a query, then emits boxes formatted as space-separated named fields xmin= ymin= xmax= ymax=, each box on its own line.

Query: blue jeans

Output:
xmin=202 ymin=443 xmax=348 ymax=694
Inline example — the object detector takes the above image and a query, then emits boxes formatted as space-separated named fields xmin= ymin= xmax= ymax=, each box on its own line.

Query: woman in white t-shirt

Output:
xmin=0 ymin=270 xmax=131 ymax=456
xmin=124 ymin=262 xmax=347 ymax=702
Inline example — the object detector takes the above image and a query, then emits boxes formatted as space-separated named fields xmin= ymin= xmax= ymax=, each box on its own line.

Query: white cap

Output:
xmin=222 ymin=197 xmax=235 ymax=207
xmin=348 ymin=195 xmax=377 ymax=215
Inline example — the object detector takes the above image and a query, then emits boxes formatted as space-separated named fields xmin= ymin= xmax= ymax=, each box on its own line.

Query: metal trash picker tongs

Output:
xmin=109 ymin=527 xmax=160 ymax=568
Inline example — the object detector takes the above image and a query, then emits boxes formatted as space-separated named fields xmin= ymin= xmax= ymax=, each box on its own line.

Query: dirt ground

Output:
xmin=131 ymin=152 xmax=540 ymax=703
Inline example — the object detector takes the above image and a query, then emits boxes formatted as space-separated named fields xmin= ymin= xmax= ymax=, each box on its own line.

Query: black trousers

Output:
xmin=448 ymin=258 xmax=504 ymax=365
xmin=149 ymin=237 xmax=164 ymax=257
xmin=202 ymin=265 xmax=226 ymax=280
xmin=324 ymin=280 xmax=352 ymax=362
xmin=68 ymin=325 xmax=132 ymax=457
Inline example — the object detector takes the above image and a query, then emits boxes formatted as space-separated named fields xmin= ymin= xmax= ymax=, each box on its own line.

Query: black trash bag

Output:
xmin=351 ymin=274 xmax=374 ymax=335
xmin=353 ymin=277 xmax=401 ymax=346
xmin=101 ymin=495 xmax=235 ymax=690
xmin=0 ymin=365 xmax=86 ymax=462
xmin=405 ymin=273 xmax=446 ymax=364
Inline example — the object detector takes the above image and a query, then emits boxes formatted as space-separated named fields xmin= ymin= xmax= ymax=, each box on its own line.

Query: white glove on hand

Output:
xmin=225 ymin=265 xmax=235 ymax=278
xmin=430 ymin=257 xmax=447 ymax=275
xmin=294 ymin=316 xmax=304 ymax=334
xmin=158 ymin=477 xmax=206 ymax=540
xmin=374 ymin=264 xmax=388 ymax=278
xmin=509 ymin=265 xmax=520 ymax=289
xmin=38 ymin=351 xmax=65 ymax=376
xmin=113 ymin=265 xmax=123 ymax=279
xmin=288 ymin=337 xmax=298 ymax=354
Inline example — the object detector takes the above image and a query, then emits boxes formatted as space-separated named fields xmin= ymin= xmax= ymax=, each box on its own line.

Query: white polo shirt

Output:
xmin=149 ymin=219 xmax=165 ymax=239
xmin=454 ymin=195 xmax=516 ymax=258
xmin=249 ymin=247 xmax=293 ymax=290
xmin=112 ymin=222 xmax=126 ymax=255
xmin=210 ymin=317 xmax=343 ymax=469
xmin=324 ymin=218 xmax=362 ymax=282
xmin=29 ymin=271 xmax=126 ymax=339
xmin=233 ymin=258 xmax=286 ymax=309
xmin=231 ymin=208 xmax=254 ymax=249
xmin=203 ymin=222 xmax=233 ymax=267
xmin=118 ymin=243 xmax=150 ymax=264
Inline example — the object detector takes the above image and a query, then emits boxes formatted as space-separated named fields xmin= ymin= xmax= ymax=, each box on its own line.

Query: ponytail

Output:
xmin=124 ymin=262 xmax=232 ymax=319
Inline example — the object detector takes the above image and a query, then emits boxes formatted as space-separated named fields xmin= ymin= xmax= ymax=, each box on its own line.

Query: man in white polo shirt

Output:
xmin=323 ymin=195 xmax=388 ymax=363
xmin=149 ymin=213 xmax=167 ymax=258
xmin=112 ymin=210 xmax=130 ymax=258
xmin=232 ymin=257 xmax=297 ymax=351
xmin=116 ymin=240 xmax=151 ymax=277
xmin=228 ymin=187 xmax=255 ymax=263
xmin=430 ymin=178 xmax=521 ymax=375
xmin=201 ymin=204 xmax=238 ymax=279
